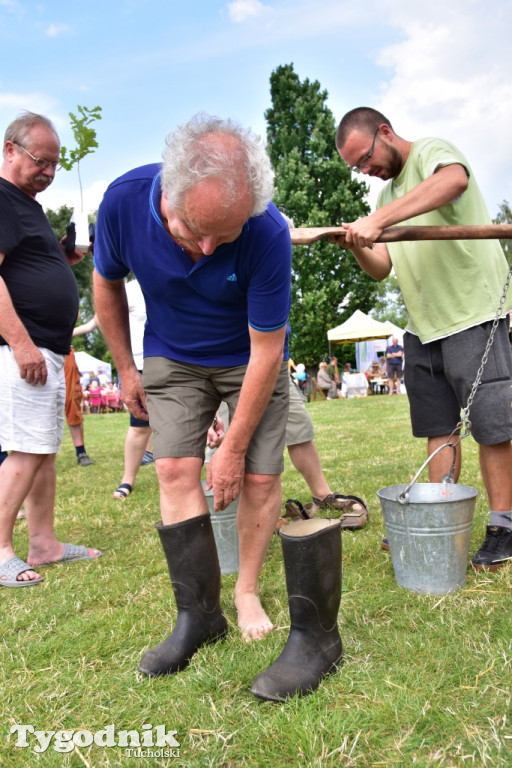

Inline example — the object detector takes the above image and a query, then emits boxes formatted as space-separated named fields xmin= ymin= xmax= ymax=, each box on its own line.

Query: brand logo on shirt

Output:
xmin=227 ymin=273 xmax=237 ymax=282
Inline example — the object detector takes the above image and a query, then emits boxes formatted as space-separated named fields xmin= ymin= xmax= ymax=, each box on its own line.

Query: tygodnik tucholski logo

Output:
xmin=10 ymin=723 xmax=180 ymax=758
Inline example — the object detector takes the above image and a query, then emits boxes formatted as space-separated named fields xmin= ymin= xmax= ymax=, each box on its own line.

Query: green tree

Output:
xmin=493 ymin=199 xmax=512 ymax=265
xmin=371 ymin=274 xmax=408 ymax=328
xmin=45 ymin=206 xmax=108 ymax=363
xmin=59 ymin=105 xmax=102 ymax=212
xmin=265 ymin=63 xmax=379 ymax=366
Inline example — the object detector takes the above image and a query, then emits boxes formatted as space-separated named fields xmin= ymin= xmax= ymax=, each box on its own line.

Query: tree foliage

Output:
xmin=59 ymin=105 xmax=102 ymax=212
xmin=265 ymin=63 xmax=379 ymax=366
xmin=371 ymin=274 xmax=408 ymax=328
xmin=45 ymin=205 xmax=107 ymax=362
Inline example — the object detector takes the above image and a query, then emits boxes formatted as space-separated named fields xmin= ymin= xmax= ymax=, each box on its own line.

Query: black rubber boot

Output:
xmin=251 ymin=518 xmax=343 ymax=701
xmin=138 ymin=514 xmax=228 ymax=677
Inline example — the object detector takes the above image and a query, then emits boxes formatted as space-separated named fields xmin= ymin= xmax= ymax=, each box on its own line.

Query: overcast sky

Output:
xmin=1 ymin=0 xmax=511 ymax=219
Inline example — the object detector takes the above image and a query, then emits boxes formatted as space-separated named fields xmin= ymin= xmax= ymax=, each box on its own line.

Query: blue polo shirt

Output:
xmin=94 ymin=164 xmax=291 ymax=366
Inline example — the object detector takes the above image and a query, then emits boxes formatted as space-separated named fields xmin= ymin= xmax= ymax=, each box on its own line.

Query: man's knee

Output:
xmin=156 ymin=456 xmax=201 ymax=487
xmin=243 ymin=473 xmax=281 ymax=496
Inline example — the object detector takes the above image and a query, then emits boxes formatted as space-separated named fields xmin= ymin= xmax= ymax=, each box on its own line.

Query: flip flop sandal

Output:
xmin=0 ymin=556 xmax=44 ymax=587
xmin=113 ymin=483 xmax=132 ymax=499
xmin=38 ymin=543 xmax=102 ymax=567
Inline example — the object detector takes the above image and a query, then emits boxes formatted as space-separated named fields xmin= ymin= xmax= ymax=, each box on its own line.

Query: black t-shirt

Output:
xmin=0 ymin=178 xmax=79 ymax=354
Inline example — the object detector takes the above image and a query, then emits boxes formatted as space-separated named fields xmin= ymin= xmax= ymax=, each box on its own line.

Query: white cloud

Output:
xmin=0 ymin=92 xmax=59 ymax=124
xmin=227 ymin=0 xmax=269 ymax=23
xmin=46 ymin=23 xmax=70 ymax=37
xmin=369 ymin=0 xmax=512 ymax=213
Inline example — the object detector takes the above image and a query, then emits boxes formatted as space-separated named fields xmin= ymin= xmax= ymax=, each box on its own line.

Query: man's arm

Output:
xmin=341 ymin=241 xmax=393 ymax=281
xmin=209 ymin=324 xmax=286 ymax=510
xmin=92 ymin=270 xmax=148 ymax=419
xmin=0 ymin=253 xmax=47 ymax=385
xmin=342 ymin=164 xmax=469 ymax=249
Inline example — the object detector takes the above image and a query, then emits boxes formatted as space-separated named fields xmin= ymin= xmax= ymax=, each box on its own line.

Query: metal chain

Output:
xmin=459 ymin=262 xmax=512 ymax=433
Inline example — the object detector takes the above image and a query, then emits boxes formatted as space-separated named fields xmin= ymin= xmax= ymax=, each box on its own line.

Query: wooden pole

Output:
xmin=289 ymin=224 xmax=512 ymax=246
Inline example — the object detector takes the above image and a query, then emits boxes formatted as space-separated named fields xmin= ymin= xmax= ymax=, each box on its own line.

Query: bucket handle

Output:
xmin=398 ymin=424 xmax=470 ymax=505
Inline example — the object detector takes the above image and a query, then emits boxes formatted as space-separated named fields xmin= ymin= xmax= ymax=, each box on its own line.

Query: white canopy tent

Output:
xmin=327 ymin=310 xmax=405 ymax=373
xmin=74 ymin=350 xmax=112 ymax=382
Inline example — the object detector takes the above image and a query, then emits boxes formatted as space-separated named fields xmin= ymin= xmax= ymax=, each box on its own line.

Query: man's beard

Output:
xmin=386 ymin=145 xmax=403 ymax=180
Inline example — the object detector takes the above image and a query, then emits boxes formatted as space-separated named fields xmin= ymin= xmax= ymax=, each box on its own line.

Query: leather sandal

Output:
xmin=312 ymin=493 xmax=369 ymax=530
xmin=275 ymin=498 xmax=319 ymax=533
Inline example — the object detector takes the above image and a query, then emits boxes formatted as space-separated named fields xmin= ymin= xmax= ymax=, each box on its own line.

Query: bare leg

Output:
xmin=155 ymin=459 xmax=280 ymax=642
xmin=156 ymin=456 xmax=208 ymax=523
xmin=25 ymin=454 xmax=100 ymax=567
xmin=113 ymin=425 xmax=152 ymax=497
xmin=68 ymin=422 xmax=85 ymax=448
xmin=387 ymin=377 xmax=394 ymax=395
xmin=427 ymin=435 xmax=462 ymax=483
xmin=234 ymin=473 xmax=281 ymax=642
xmin=479 ymin=441 xmax=512 ymax=511
xmin=287 ymin=440 xmax=366 ymax=515
xmin=287 ymin=441 xmax=331 ymax=501
xmin=0 ymin=451 xmax=46 ymax=583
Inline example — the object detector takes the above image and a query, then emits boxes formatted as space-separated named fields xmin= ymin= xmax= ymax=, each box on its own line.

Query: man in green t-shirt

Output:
xmin=334 ymin=107 xmax=512 ymax=572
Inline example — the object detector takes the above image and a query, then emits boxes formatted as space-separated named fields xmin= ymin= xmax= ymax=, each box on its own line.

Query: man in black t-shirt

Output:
xmin=0 ymin=111 xmax=100 ymax=588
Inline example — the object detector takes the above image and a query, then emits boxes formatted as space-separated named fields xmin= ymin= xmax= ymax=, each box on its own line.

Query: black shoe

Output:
xmin=471 ymin=525 xmax=512 ymax=571
xmin=381 ymin=538 xmax=390 ymax=551
xmin=77 ymin=453 xmax=94 ymax=467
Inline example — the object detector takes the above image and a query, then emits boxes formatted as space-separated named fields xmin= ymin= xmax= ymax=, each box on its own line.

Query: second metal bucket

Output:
xmin=202 ymin=482 xmax=240 ymax=575
xmin=377 ymin=482 xmax=478 ymax=594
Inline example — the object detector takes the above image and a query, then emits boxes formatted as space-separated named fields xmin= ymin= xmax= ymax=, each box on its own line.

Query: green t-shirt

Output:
xmin=377 ymin=137 xmax=512 ymax=342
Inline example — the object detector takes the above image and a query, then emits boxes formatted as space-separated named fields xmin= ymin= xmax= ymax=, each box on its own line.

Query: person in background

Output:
xmin=335 ymin=106 xmax=512 ymax=570
xmin=386 ymin=336 xmax=403 ymax=395
xmin=87 ymin=379 xmax=102 ymax=413
xmin=0 ymin=111 xmax=101 ymax=587
xmin=73 ymin=302 xmax=154 ymax=498
xmin=64 ymin=345 xmax=94 ymax=465
xmin=282 ymin=374 xmax=369 ymax=529
xmin=112 ymin=279 xmax=154 ymax=499
xmin=316 ymin=361 xmax=337 ymax=399
xmin=327 ymin=355 xmax=341 ymax=394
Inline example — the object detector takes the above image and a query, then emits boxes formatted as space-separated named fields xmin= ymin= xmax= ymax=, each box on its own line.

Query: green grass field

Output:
xmin=1 ymin=395 xmax=511 ymax=767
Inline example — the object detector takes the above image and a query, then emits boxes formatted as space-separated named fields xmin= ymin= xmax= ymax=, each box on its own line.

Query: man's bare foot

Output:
xmin=235 ymin=590 xmax=274 ymax=642
xmin=0 ymin=563 xmax=41 ymax=584
xmin=27 ymin=543 xmax=101 ymax=568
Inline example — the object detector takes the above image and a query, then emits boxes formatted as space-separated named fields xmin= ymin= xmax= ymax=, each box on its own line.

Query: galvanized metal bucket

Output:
xmin=202 ymin=482 xmax=239 ymax=574
xmin=377 ymin=482 xmax=478 ymax=594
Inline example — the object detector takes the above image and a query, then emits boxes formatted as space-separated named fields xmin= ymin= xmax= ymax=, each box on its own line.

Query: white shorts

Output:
xmin=0 ymin=346 xmax=65 ymax=454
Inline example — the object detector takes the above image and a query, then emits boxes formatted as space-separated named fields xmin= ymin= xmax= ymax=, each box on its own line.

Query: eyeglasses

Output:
xmin=351 ymin=127 xmax=379 ymax=173
xmin=13 ymin=141 xmax=61 ymax=171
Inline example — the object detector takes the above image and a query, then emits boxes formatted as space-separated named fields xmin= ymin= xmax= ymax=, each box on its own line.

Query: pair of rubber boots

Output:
xmin=138 ymin=513 xmax=343 ymax=702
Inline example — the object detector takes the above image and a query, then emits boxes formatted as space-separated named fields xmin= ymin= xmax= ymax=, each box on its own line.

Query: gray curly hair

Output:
xmin=161 ymin=113 xmax=274 ymax=216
